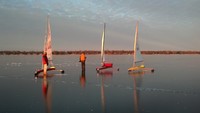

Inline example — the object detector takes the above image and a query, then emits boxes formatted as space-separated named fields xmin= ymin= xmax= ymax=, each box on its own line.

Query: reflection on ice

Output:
xmin=0 ymin=55 xmax=200 ymax=113
xmin=136 ymin=87 xmax=198 ymax=96
xmin=42 ymin=79 xmax=52 ymax=113
xmin=6 ymin=62 xmax=22 ymax=66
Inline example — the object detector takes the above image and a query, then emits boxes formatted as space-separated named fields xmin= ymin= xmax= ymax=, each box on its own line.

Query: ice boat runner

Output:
xmin=128 ymin=21 xmax=154 ymax=72
xmin=96 ymin=23 xmax=113 ymax=72
xmin=35 ymin=16 xmax=64 ymax=76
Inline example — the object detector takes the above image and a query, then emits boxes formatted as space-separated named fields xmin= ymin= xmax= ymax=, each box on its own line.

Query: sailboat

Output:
xmin=128 ymin=21 xmax=154 ymax=72
xmin=96 ymin=23 xmax=113 ymax=71
xmin=34 ymin=16 xmax=64 ymax=76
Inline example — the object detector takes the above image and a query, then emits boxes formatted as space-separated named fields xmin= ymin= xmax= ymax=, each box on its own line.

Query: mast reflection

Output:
xmin=98 ymin=70 xmax=113 ymax=113
xmin=129 ymin=71 xmax=154 ymax=113
xmin=42 ymin=78 xmax=52 ymax=113
xmin=129 ymin=71 xmax=144 ymax=113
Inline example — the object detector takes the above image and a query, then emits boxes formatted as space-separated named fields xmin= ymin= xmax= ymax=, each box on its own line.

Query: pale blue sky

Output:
xmin=0 ymin=0 xmax=199 ymax=51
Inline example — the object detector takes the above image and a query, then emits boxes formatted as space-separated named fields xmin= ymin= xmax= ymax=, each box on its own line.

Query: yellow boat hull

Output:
xmin=128 ymin=67 xmax=142 ymax=71
xmin=128 ymin=66 xmax=154 ymax=72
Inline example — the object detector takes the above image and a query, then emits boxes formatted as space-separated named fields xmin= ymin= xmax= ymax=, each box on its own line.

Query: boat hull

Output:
xmin=96 ymin=65 xmax=113 ymax=71
xmin=96 ymin=62 xmax=113 ymax=72
xmin=128 ymin=66 xmax=154 ymax=73
xmin=34 ymin=67 xmax=64 ymax=76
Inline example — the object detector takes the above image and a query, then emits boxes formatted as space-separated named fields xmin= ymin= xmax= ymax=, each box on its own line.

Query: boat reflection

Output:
xmin=129 ymin=71 xmax=154 ymax=113
xmin=129 ymin=71 xmax=144 ymax=113
xmin=42 ymin=78 xmax=52 ymax=113
xmin=35 ymin=73 xmax=55 ymax=79
xmin=98 ymin=70 xmax=113 ymax=113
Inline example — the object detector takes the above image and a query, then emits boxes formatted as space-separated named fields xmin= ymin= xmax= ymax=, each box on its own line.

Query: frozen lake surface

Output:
xmin=0 ymin=55 xmax=200 ymax=113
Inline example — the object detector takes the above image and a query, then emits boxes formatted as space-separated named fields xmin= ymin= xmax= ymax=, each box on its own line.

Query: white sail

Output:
xmin=133 ymin=21 xmax=143 ymax=66
xmin=101 ymin=23 xmax=106 ymax=64
xmin=44 ymin=16 xmax=53 ymax=66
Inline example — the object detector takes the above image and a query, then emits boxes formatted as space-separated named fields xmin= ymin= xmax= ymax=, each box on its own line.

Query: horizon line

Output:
xmin=0 ymin=50 xmax=200 ymax=55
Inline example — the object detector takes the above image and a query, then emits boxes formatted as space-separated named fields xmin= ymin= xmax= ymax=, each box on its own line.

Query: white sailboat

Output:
xmin=128 ymin=21 xmax=154 ymax=72
xmin=35 ymin=16 xmax=64 ymax=76
xmin=96 ymin=23 xmax=113 ymax=71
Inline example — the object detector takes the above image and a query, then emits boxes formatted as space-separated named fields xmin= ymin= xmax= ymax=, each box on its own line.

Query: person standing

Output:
xmin=79 ymin=52 xmax=86 ymax=71
xmin=42 ymin=52 xmax=49 ymax=76
xmin=79 ymin=52 xmax=86 ymax=88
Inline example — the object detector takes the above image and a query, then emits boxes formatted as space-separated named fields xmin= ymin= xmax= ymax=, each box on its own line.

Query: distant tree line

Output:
xmin=0 ymin=51 xmax=42 ymax=55
xmin=141 ymin=51 xmax=200 ymax=55
xmin=0 ymin=50 xmax=200 ymax=55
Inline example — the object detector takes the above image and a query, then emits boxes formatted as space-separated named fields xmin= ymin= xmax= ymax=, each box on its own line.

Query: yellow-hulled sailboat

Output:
xmin=128 ymin=21 xmax=154 ymax=73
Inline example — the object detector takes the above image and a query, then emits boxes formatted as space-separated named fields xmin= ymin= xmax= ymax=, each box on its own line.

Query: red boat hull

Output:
xmin=96 ymin=62 xmax=113 ymax=71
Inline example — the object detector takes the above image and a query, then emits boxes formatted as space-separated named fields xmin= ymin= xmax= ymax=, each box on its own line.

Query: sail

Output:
xmin=133 ymin=21 xmax=143 ymax=65
xmin=44 ymin=16 xmax=53 ymax=66
xmin=101 ymin=23 xmax=106 ymax=64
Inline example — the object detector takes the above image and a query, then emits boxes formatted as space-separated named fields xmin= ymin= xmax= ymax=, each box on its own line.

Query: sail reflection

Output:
xmin=98 ymin=70 xmax=113 ymax=113
xmin=129 ymin=71 xmax=154 ymax=113
xmin=42 ymin=78 xmax=52 ymax=113
xmin=129 ymin=72 xmax=145 ymax=113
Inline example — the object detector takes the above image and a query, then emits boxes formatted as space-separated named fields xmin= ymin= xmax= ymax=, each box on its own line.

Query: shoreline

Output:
xmin=0 ymin=50 xmax=200 ymax=55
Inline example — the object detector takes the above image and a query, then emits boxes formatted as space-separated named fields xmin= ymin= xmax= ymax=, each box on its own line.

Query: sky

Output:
xmin=0 ymin=0 xmax=199 ymax=51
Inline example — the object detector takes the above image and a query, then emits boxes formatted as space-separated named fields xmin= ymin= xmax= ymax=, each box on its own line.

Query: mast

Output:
xmin=133 ymin=21 xmax=143 ymax=66
xmin=101 ymin=23 xmax=106 ymax=65
xmin=43 ymin=34 xmax=47 ymax=54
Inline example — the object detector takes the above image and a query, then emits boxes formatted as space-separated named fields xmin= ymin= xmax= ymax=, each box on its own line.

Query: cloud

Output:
xmin=1 ymin=0 xmax=199 ymax=25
